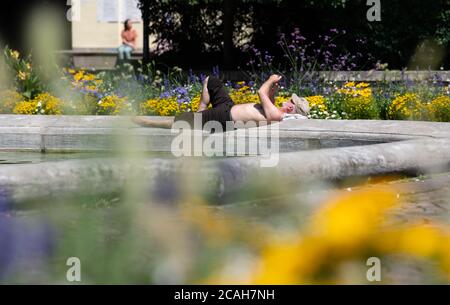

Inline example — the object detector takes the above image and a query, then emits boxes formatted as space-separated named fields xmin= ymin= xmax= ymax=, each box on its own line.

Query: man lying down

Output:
xmin=132 ymin=75 xmax=310 ymax=132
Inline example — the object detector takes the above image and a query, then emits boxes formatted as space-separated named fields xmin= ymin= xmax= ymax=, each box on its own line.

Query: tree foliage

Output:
xmin=138 ymin=0 xmax=450 ymax=69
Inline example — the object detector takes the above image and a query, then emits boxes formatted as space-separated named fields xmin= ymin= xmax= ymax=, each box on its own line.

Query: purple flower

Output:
xmin=160 ymin=91 xmax=171 ymax=99
xmin=0 ymin=186 xmax=13 ymax=216
xmin=212 ymin=66 xmax=220 ymax=77
xmin=175 ymin=87 xmax=188 ymax=96
xmin=0 ymin=217 xmax=55 ymax=281
xmin=152 ymin=173 xmax=180 ymax=204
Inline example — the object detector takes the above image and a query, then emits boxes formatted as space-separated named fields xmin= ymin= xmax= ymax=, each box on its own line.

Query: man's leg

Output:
xmin=198 ymin=76 xmax=210 ymax=112
xmin=118 ymin=45 xmax=125 ymax=60
xmin=206 ymin=76 xmax=234 ymax=107
xmin=124 ymin=46 xmax=133 ymax=60
xmin=132 ymin=117 xmax=174 ymax=129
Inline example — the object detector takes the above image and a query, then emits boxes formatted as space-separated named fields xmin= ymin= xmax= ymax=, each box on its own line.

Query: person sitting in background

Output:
xmin=118 ymin=19 xmax=137 ymax=61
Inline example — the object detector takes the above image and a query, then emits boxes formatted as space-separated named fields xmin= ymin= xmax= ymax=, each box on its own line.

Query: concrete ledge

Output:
xmin=56 ymin=48 xmax=144 ymax=70
xmin=1 ymin=115 xmax=449 ymax=153
xmin=2 ymin=138 xmax=449 ymax=203
xmin=317 ymin=70 xmax=450 ymax=82
xmin=1 ymin=115 xmax=450 ymax=203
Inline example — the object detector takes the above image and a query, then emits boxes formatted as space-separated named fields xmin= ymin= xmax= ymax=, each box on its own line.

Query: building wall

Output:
xmin=72 ymin=0 xmax=154 ymax=50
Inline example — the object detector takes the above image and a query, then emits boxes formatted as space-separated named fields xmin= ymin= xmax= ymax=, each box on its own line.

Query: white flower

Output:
xmin=40 ymin=109 xmax=45 ymax=114
xmin=37 ymin=101 xmax=42 ymax=108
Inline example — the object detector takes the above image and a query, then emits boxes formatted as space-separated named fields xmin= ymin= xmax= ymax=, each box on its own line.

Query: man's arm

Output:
xmin=130 ymin=30 xmax=137 ymax=48
xmin=258 ymin=75 xmax=283 ymax=121
xmin=121 ymin=31 xmax=128 ymax=44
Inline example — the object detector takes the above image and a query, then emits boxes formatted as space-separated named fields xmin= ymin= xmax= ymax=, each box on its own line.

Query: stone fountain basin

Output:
xmin=0 ymin=115 xmax=449 ymax=203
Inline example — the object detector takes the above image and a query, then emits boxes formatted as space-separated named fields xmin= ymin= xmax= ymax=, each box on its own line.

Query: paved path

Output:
xmin=380 ymin=173 xmax=450 ymax=225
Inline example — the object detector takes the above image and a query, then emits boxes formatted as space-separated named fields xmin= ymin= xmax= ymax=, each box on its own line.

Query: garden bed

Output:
xmin=1 ymin=48 xmax=449 ymax=122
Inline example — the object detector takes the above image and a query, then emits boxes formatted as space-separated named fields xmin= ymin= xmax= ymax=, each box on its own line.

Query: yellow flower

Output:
xmin=10 ymin=50 xmax=20 ymax=60
xmin=190 ymin=95 xmax=202 ymax=112
xmin=249 ymin=187 xmax=400 ymax=284
xmin=86 ymin=85 xmax=97 ymax=91
xmin=337 ymin=82 xmax=372 ymax=99
xmin=356 ymin=82 xmax=370 ymax=88
xmin=14 ymin=93 xmax=63 ymax=115
xmin=336 ymin=82 xmax=376 ymax=119
xmin=253 ymin=237 xmax=328 ymax=284
xmin=140 ymin=97 xmax=181 ymax=116
xmin=309 ymin=188 xmax=398 ymax=249
xmin=428 ymin=95 xmax=450 ymax=122
xmin=18 ymin=71 xmax=29 ymax=81
xmin=238 ymin=85 xmax=251 ymax=92
xmin=306 ymin=95 xmax=328 ymax=113
xmin=229 ymin=89 xmax=260 ymax=105
xmin=83 ymin=73 xmax=96 ymax=82
xmin=375 ymin=224 xmax=450 ymax=280
xmin=13 ymin=101 xmax=38 ymax=115
xmin=74 ymin=71 xmax=84 ymax=82
xmin=391 ymin=226 xmax=444 ymax=257
xmin=204 ymin=182 xmax=450 ymax=284
xmin=98 ymin=95 xmax=129 ymax=115
xmin=388 ymin=93 xmax=425 ymax=120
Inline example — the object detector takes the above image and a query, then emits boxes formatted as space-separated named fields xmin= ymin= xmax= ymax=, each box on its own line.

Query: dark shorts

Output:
xmin=174 ymin=77 xmax=234 ymax=132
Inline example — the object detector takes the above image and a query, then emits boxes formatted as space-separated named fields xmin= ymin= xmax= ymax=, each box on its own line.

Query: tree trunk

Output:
xmin=223 ymin=0 xmax=234 ymax=69
xmin=142 ymin=0 xmax=151 ymax=65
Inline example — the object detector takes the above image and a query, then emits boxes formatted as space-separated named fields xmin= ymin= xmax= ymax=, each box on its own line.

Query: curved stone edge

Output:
xmin=1 ymin=115 xmax=449 ymax=153
xmin=2 ymin=138 xmax=449 ymax=204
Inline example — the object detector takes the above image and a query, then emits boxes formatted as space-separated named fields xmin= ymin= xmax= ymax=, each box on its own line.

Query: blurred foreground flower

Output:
xmin=206 ymin=187 xmax=450 ymax=284
xmin=0 ymin=216 xmax=55 ymax=282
